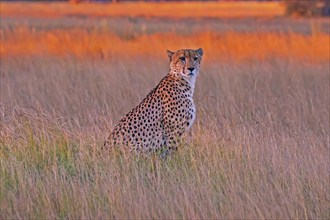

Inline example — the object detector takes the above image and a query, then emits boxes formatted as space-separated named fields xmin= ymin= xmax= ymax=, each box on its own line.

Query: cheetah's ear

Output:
xmin=196 ymin=48 xmax=203 ymax=57
xmin=166 ymin=50 xmax=174 ymax=61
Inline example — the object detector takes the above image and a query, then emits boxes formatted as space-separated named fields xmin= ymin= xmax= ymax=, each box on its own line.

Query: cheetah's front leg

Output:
xmin=159 ymin=133 xmax=180 ymax=160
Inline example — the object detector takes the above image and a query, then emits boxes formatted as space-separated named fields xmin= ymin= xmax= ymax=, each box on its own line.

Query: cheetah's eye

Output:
xmin=194 ymin=57 xmax=198 ymax=61
xmin=179 ymin=57 xmax=185 ymax=61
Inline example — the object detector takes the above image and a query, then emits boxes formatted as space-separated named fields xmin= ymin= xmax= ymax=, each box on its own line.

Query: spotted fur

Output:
xmin=103 ymin=48 xmax=203 ymax=156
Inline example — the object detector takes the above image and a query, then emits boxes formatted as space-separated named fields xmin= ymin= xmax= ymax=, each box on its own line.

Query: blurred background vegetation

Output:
xmin=284 ymin=0 xmax=330 ymax=17
xmin=3 ymin=0 xmax=330 ymax=17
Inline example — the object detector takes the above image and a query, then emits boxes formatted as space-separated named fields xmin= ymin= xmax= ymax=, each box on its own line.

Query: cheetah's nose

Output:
xmin=188 ymin=67 xmax=195 ymax=72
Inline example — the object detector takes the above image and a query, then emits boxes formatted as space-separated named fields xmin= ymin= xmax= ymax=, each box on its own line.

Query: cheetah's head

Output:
xmin=167 ymin=48 xmax=203 ymax=78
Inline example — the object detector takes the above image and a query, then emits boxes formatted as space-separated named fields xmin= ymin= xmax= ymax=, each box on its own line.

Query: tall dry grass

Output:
xmin=1 ymin=55 xmax=329 ymax=218
xmin=0 ymin=6 xmax=329 ymax=218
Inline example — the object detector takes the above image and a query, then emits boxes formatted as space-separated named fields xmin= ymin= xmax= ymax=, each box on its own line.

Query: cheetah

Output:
xmin=104 ymin=48 xmax=203 ymax=157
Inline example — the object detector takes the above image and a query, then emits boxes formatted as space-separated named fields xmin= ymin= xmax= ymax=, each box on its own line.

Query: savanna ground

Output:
xmin=0 ymin=2 xmax=330 ymax=219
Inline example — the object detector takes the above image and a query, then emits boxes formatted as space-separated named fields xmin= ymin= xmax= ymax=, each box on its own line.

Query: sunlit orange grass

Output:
xmin=0 ymin=1 xmax=285 ymax=19
xmin=1 ymin=28 xmax=329 ymax=62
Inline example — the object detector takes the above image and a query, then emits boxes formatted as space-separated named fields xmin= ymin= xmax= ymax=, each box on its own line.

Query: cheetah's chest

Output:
xmin=187 ymin=101 xmax=196 ymax=130
xmin=163 ymin=89 xmax=196 ymax=134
